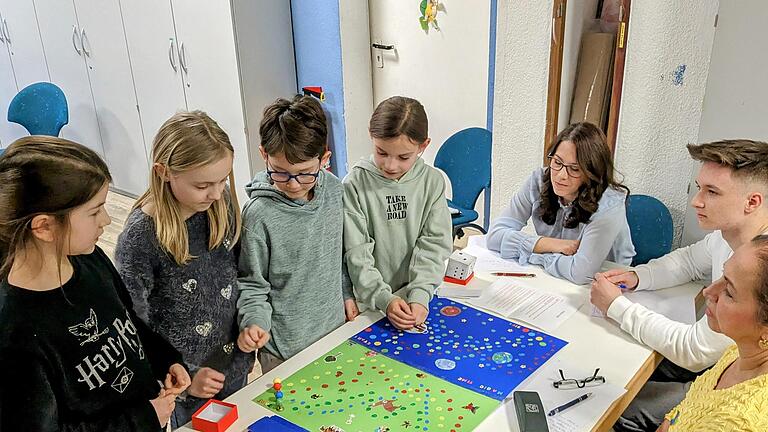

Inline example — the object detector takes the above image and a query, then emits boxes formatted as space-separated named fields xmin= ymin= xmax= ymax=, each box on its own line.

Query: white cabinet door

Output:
xmin=0 ymin=0 xmax=49 ymax=88
xmin=119 ymin=0 xmax=186 ymax=157
xmin=33 ymin=0 xmax=104 ymax=156
xmin=74 ymin=0 xmax=148 ymax=195
xmin=0 ymin=39 xmax=22 ymax=148
xmin=171 ymin=0 xmax=251 ymax=194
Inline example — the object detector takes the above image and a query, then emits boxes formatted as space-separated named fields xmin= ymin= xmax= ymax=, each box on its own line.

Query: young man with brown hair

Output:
xmin=591 ymin=139 xmax=768 ymax=432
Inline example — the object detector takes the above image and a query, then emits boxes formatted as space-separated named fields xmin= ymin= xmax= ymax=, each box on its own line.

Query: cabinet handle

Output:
xmin=168 ymin=38 xmax=177 ymax=71
xmin=72 ymin=25 xmax=81 ymax=55
xmin=179 ymin=41 xmax=188 ymax=73
xmin=2 ymin=18 xmax=10 ymax=43
xmin=80 ymin=28 xmax=90 ymax=57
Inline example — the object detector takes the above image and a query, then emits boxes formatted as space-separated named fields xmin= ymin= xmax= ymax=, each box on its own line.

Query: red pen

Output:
xmin=492 ymin=272 xmax=536 ymax=277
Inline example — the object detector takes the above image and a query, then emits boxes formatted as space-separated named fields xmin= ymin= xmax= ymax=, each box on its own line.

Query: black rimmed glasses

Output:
xmin=548 ymin=156 xmax=582 ymax=178
xmin=553 ymin=368 xmax=605 ymax=389
xmin=266 ymin=159 xmax=321 ymax=184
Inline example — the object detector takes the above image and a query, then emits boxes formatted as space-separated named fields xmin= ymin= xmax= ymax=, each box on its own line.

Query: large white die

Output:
xmin=445 ymin=250 xmax=477 ymax=281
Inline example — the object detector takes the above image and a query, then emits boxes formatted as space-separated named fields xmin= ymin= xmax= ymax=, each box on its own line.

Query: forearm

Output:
xmin=607 ymin=296 xmax=732 ymax=371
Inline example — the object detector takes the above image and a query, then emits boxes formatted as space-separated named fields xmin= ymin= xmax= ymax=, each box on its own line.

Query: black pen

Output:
xmin=547 ymin=392 xmax=592 ymax=416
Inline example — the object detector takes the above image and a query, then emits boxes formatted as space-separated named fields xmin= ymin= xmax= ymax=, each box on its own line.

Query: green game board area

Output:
xmin=254 ymin=341 xmax=499 ymax=431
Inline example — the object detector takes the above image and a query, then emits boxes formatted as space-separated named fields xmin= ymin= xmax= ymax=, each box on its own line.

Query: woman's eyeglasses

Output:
xmin=548 ymin=156 xmax=582 ymax=178
xmin=553 ymin=368 xmax=605 ymax=389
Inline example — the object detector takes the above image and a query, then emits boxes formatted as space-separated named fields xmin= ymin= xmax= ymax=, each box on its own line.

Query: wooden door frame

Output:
xmin=605 ymin=0 xmax=630 ymax=153
xmin=544 ymin=0 xmax=631 ymax=158
xmin=544 ymin=0 xmax=567 ymax=162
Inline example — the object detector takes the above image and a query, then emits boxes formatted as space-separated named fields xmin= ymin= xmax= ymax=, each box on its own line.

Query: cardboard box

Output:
xmin=570 ymin=33 xmax=615 ymax=130
xmin=191 ymin=400 xmax=238 ymax=432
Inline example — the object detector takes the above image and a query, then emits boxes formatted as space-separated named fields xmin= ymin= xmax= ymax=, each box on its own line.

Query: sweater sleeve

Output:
xmin=606 ymin=295 xmax=733 ymax=371
xmin=343 ymin=182 xmax=396 ymax=312
xmin=103 ymin=249 xmax=184 ymax=380
xmin=236 ymin=203 xmax=274 ymax=331
xmin=404 ymin=177 xmax=453 ymax=308
xmin=633 ymin=233 xmax=716 ymax=291
xmin=486 ymin=171 xmax=540 ymax=262
xmin=527 ymin=203 xmax=627 ymax=284
xmin=114 ymin=223 xmax=156 ymax=324
xmin=0 ymin=343 xmax=160 ymax=432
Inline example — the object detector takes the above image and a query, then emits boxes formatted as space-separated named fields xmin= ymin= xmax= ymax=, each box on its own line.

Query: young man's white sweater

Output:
xmin=606 ymin=231 xmax=733 ymax=371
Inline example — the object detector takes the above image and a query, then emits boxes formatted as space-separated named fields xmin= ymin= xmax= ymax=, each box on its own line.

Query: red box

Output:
xmin=191 ymin=399 xmax=238 ymax=432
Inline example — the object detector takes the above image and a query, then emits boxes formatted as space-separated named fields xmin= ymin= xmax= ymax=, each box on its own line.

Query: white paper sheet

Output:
xmin=462 ymin=244 xmax=529 ymax=274
xmin=469 ymin=280 xmax=581 ymax=331
xmin=512 ymin=357 xmax=627 ymax=432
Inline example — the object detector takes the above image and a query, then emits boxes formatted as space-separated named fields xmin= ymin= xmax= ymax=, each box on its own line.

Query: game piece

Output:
xmin=444 ymin=250 xmax=477 ymax=285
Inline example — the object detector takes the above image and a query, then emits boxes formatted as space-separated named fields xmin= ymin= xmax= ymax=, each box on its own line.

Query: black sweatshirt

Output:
xmin=0 ymin=247 xmax=184 ymax=432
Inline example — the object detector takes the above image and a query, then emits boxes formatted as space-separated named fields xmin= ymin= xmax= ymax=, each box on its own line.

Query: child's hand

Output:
xmin=163 ymin=363 xmax=190 ymax=396
xmin=188 ymin=367 xmax=226 ymax=398
xmin=386 ymin=297 xmax=416 ymax=330
xmin=409 ymin=303 xmax=428 ymax=326
xmin=344 ymin=298 xmax=360 ymax=321
xmin=150 ymin=388 xmax=176 ymax=427
xmin=237 ymin=325 xmax=270 ymax=353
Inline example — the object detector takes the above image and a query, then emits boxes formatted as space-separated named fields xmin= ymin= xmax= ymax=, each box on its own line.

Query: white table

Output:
xmin=178 ymin=266 xmax=703 ymax=432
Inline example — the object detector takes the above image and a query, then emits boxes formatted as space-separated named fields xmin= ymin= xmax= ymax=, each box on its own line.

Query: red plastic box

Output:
xmin=191 ymin=399 xmax=238 ymax=432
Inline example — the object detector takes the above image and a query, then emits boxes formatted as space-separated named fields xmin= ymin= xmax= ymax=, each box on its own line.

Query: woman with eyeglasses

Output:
xmin=487 ymin=122 xmax=635 ymax=284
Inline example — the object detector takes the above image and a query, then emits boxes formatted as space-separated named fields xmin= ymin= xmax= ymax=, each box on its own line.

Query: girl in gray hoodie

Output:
xmin=344 ymin=96 xmax=453 ymax=330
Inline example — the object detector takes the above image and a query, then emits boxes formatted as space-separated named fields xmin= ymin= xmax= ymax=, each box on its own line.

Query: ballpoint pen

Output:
xmin=491 ymin=272 xmax=536 ymax=277
xmin=547 ymin=392 xmax=592 ymax=416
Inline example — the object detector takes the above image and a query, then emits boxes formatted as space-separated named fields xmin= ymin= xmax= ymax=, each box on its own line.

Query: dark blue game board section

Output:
xmin=352 ymin=298 xmax=568 ymax=400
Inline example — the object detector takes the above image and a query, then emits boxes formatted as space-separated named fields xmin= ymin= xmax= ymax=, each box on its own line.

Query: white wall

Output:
xmin=491 ymin=0 xmax=554 ymax=217
xmin=491 ymin=0 xmax=719 ymax=248
xmin=681 ymin=0 xmax=768 ymax=245
xmin=613 ymin=1 xmax=718 ymax=245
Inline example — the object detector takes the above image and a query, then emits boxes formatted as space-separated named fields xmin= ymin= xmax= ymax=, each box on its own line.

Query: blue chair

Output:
xmin=434 ymin=127 xmax=492 ymax=238
xmin=7 ymin=82 xmax=68 ymax=136
xmin=626 ymin=194 xmax=674 ymax=266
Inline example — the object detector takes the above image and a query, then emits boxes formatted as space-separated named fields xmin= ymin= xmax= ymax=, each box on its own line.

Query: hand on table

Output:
xmin=386 ymin=297 xmax=417 ymax=330
xmin=600 ymin=268 xmax=639 ymax=290
xmin=344 ymin=298 xmax=360 ymax=321
xmin=590 ymin=272 xmax=624 ymax=315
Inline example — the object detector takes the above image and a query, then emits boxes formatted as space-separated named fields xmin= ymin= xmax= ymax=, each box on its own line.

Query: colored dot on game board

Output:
xmin=374 ymin=341 xmax=381 ymax=346
xmin=364 ymin=328 xmax=372 ymax=332
xmin=540 ymin=342 xmax=547 ymax=347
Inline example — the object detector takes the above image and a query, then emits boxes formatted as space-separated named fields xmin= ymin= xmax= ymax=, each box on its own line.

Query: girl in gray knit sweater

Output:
xmin=115 ymin=111 xmax=252 ymax=428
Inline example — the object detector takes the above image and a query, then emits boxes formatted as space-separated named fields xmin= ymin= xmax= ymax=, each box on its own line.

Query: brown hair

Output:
xmin=752 ymin=235 xmax=768 ymax=326
xmin=134 ymin=111 xmax=241 ymax=266
xmin=0 ymin=136 xmax=111 ymax=278
xmin=687 ymin=139 xmax=768 ymax=186
xmin=259 ymin=95 xmax=328 ymax=163
xmin=369 ymin=96 xmax=428 ymax=143
xmin=540 ymin=122 xmax=629 ymax=228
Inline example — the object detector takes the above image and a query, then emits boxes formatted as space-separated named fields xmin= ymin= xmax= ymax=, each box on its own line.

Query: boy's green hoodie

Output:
xmin=343 ymin=157 xmax=452 ymax=312
xmin=237 ymin=170 xmax=350 ymax=359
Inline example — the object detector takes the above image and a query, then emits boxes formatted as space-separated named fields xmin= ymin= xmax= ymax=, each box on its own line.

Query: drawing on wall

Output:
xmin=419 ymin=0 xmax=443 ymax=32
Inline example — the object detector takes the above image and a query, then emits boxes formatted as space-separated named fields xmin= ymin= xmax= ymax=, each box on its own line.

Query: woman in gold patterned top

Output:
xmin=658 ymin=235 xmax=768 ymax=432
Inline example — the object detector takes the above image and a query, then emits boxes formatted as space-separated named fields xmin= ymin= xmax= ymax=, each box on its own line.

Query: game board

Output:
xmin=352 ymin=298 xmax=568 ymax=400
xmin=254 ymin=341 xmax=498 ymax=432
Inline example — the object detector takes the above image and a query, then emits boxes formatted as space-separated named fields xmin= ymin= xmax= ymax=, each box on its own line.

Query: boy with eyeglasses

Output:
xmin=236 ymin=95 xmax=356 ymax=373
